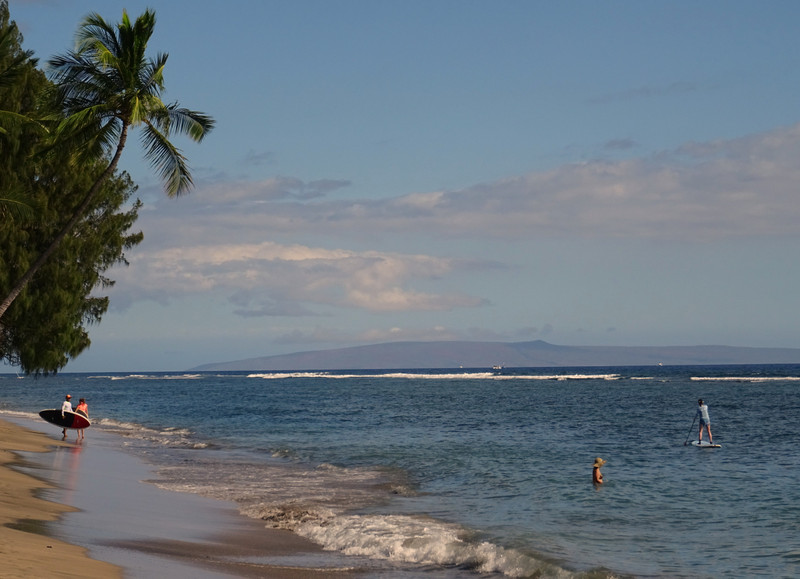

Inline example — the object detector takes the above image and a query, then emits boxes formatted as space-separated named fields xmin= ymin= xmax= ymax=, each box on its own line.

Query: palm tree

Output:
xmin=0 ymin=8 xmax=214 ymax=321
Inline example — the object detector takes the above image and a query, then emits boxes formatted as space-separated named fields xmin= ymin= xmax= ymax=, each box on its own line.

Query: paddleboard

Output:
xmin=691 ymin=440 xmax=721 ymax=448
xmin=39 ymin=409 xmax=91 ymax=430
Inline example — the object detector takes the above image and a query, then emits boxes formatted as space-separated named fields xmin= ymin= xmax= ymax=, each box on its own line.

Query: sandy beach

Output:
xmin=0 ymin=417 xmax=360 ymax=578
xmin=0 ymin=418 xmax=121 ymax=578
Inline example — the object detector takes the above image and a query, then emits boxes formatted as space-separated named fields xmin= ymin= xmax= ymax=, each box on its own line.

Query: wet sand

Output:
xmin=0 ymin=418 xmax=121 ymax=578
xmin=1 ymin=417 xmax=361 ymax=578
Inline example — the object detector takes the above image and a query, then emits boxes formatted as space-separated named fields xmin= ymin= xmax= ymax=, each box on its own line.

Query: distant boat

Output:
xmin=492 ymin=365 xmax=503 ymax=371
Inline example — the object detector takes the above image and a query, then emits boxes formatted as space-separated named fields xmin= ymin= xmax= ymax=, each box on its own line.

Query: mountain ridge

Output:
xmin=190 ymin=340 xmax=800 ymax=371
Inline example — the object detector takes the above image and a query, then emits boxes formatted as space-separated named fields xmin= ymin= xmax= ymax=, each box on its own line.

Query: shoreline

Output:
xmin=0 ymin=417 xmax=362 ymax=578
xmin=0 ymin=418 xmax=122 ymax=578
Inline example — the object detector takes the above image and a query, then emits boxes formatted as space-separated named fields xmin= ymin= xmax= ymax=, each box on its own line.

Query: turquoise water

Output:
xmin=1 ymin=365 xmax=798 ymax=577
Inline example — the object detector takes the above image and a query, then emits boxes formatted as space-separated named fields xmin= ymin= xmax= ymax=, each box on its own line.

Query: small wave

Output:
xmin=248 ymin=372 xmax=470 ymax=379
xmin=248 ymin=372 xmax=341 ymax=379
xmin=249 ymin=504 xmax=333 ymax=529
xmin=782 ymin=550 xmax=800 ymax=561
xmin=691 ymin=376 xmax=800 ymax=382
xmin=247 ymin=371 xmax=620 ymax=381
xmin=270 ymin=447 xmax=295 ymax=459
xmin=90 ymin=373 xmax=204 ymax=381
xmin=499 ymin=374 xmax=621 ymax=381
xmin=490 ymin=373 xmax=621 ymax=381
xmin=0 ymin=409 xmax=41 ymax=421
xmin=96 ymin=418 xmax=207 ymax=448
xmin=284 ymin=510 xmax=572 ymax=578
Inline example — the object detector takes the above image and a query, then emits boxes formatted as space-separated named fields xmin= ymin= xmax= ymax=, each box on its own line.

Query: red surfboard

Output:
xmin=39 ymin=409 xmax=91 ymax=430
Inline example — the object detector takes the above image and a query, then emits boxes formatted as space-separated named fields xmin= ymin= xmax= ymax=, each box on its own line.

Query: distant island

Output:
xmin=190 ymin=340 xmax=800 ymax=371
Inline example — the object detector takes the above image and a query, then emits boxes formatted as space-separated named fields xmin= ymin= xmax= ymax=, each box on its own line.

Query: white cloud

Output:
xmin=108 ymin=242 xmax=489 ymax=315
xmin=365 ymin=123 xmax=800 ymax=241
xmin=109 ymin=123 xmax=800 ymax=316
xmin=148 ymin=123 xmax=800 ymax=244
xmin=180 ymin=176 xmax=351 ymax=205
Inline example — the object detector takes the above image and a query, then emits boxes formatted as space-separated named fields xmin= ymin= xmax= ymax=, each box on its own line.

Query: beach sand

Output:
xmin=1 ymin=417 xmax=361 ymax=578
xmin=0 ymin=418 xmax=121 ymax=578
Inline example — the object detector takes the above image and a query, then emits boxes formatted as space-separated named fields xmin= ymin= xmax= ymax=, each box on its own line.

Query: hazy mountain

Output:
xmin=190 ymin=340 xmax=800 ymax=371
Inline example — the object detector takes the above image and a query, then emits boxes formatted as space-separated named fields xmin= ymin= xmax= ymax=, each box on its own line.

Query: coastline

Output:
xmin=0 ymin=418 xmax=121 ymax=578
xmin=0 ymin=417 xmax=361 ymax=578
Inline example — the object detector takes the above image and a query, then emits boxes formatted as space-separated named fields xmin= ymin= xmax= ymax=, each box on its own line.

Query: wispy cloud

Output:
xmin=112 ymin=123 xmax=800 ymax=315
xmin=192 ymin=176 xmax=352 ymax=204
xmin=587 ymin=81 xmax=701 ymax=105
xmin=602 ymin=138 xmax=638 ymax=151
xmin=152 ymin=123 xmax=800 ymax=243
xmin=242 ymin=150 xmax=274 ymax=166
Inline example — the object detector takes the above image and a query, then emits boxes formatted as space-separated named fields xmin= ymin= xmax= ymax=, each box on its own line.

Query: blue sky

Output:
xmin=9 ymin=0 xmax=800 ymax=371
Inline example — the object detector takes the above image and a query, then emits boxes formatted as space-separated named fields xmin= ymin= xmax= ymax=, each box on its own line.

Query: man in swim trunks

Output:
xmin=696 ymin=399 xmax=712 ymax=444
xmin=60 ymin=394 xmax=72 ymax=438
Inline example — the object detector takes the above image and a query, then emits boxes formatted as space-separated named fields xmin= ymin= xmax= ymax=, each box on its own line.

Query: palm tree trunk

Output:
xmin=0 ymin=125 xmax=129 ymax=322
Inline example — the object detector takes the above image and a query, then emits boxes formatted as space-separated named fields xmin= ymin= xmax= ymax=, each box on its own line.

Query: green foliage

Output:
xmin=0 ymin=2 xmax=143 ymax=374
xmin=0 ymin=0 xmax=41 ymax=220
xmin=48 ymin=8 xmax=214 ymax=197
xmin=1 ymin=168 xmax=142 ymax=374
xmin=1 ymin=5 xmax=213 ymax=373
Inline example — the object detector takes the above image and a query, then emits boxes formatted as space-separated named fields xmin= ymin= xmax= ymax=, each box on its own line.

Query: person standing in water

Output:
xmin=593 ymin=457 xmax=606 ymax=485
xmin=60 ymin=394 xmax=73 ymax=438
xmin=696 ymin=399 xmax=713 ymax=445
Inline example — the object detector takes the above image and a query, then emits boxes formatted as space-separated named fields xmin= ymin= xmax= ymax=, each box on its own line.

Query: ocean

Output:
xmin=1 ymin=364 xmax=798 ymax=578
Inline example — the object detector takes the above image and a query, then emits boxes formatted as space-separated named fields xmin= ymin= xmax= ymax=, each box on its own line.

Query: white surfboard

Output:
xmin=691 ymin=440 xmax=721 ymax=448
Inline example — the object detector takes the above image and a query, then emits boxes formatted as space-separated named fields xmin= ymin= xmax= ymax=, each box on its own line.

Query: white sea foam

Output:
xmin=0 ymin=409 xmax=41 ymax=421
xmin=97 ymin=418 xmax=207 ymax=448
xmin=151 ymin=458 xmax=401 ymax=515
xmin=247 ymin=371 xmax=621 ymax=381
xmin=233 ymin=502 xmax=572 ymax=577
xmin=148 ymin=452 xmax=574 ymax=578
xmin=494 ymin=373 xmax=621 ymax=381
xmin=89 ymin=373 xmax=204 ymax=380
xmin=291 ymin=512 xmax=571 ymax=578
xmin=691 ymin=376 xmax=800 ymax=382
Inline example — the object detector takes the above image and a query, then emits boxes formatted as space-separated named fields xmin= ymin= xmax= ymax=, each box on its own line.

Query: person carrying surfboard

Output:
xmin=696 ymin=399 xmax=713 ymax=445
xmin=61 ymin=394 xmax=73 ymax=438
xmin=75 ymin=398 xmax=89 ymax=439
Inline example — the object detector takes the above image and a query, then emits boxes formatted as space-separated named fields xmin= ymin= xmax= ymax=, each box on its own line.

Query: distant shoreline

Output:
xmin=190 ymin=339 xmax=800 ymax=372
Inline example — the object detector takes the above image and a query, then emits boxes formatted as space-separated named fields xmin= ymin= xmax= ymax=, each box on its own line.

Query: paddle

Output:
xmin=683 ymin=416 xmax=697 ymax=446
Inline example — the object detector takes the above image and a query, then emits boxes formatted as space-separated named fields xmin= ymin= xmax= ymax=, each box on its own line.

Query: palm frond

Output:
xmin=0 ymin=110 xmax=47 ymax=136
xmin=45 ymin=9 xmax=212 ymax=196
xmin=140 ymin=121 xmax=192 ymax=197
xmin=75 ymin=12 xmax=121 ymax=67
xmin=139 ymin=53 xmax=167 ymax=95
xmin=0 ymin=188 xmax=37 ymax=223
xmin=150 ymin=103 xmax=215 ymax=142
xmin=43 ymin=107 xmax=120 ymax=163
